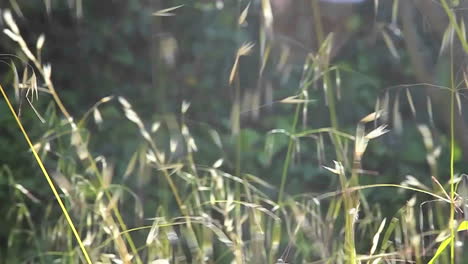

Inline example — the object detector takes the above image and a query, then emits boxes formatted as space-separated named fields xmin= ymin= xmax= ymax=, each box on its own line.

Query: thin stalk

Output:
xmin=235 ymin=75 xmax=242 ymax=180
xmin=234 ymin=54 xmax=244 ymax=264
xmin=295 ymin=127 xmax=355 ymax=140
xmin=234 ymin=0 xmax=242 ymax=181
xmin=273 ymin=98 xmax=300 ymax=264
xmin=310 ymin=0 xmax=343 ymax=162
xmin=449 ymin=27 xmax=456 ymax=264
xmin=277 ymin=104 xmax=300 ymax=203
xmin=146 ymin=140 xmax=186 ymax=217
xmin=233 ymin=3 xmax=246 ymax=259
xmin=181 ymin=113 xmax=205 ymax=262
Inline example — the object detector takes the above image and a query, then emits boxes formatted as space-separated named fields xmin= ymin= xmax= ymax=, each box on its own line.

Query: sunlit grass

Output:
xmin=1 ymin=2 xmax=467 ymax=264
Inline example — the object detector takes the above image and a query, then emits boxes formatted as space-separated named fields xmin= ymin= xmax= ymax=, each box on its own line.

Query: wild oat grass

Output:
xmin=1 ymin=2 xmax=468 ymax=264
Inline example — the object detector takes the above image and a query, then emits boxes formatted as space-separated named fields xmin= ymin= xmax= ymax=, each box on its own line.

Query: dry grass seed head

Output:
xmin=365 ymin=125 xmax=389 ymax=140
xmin=323 ymin=160 xmax=345 ymax=176
xmin=3 ymin=9 xmax=20 ymax=35
xmin=36 ymin=34 xmax=45 ymax=51
xmin=260 ymin=0 xmax=273 ymax=36
xmin=229 ymin=42 xmax=255 ymax=84
xmin=360 ymin=110 xmax=385 ymax=123
xmin=238 ymin=2 xmax=250 ymax=26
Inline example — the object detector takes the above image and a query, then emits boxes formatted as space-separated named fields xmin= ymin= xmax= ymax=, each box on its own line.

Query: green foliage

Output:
xmin=1 ymin=0 xmax=467 ymax=263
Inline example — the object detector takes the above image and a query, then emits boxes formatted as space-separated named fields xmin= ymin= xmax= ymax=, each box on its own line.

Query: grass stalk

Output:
xmin=277 ymin=104 xmax=300 ymax=204
xmin=234 ymin=62 xmax=244 ymax=264
xmin=233 ymin=2 xmax=248 ymax=256
xmin=449 ymin=26 xmax=456 ymax=264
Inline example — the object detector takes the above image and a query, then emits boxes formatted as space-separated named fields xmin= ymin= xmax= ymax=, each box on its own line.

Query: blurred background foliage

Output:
xmin=0 ymin=0 xmax=467 ymax=262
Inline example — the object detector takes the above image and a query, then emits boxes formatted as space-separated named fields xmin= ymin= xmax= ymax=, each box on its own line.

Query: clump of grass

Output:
xmin=1 ymin=2 xmax=468 ymax=264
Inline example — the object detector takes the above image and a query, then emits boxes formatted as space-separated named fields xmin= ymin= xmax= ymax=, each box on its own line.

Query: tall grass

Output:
xmin=1 ymin=1 xmax=468 ymax=264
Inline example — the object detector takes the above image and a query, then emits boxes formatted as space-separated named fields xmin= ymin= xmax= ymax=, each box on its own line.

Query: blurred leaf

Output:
xmin=153 ymin=5 xmax=184 ymax=16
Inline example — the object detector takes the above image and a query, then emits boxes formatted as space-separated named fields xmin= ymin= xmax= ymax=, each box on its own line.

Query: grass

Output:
xmin=0 ymin=83 xmax=92 ymax=263
xmin=1 ymin=2 xmax=468 ymax=264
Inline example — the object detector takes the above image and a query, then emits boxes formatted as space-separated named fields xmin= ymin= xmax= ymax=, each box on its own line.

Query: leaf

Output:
xmin=123 ymin=151 xmax=138 ymax=179
xmin=464 ymin=71 xmax=468 ymax=94
xmin=43 ymin=63 xmax=52 ymax=80
xmin=3 ymin=10 xmax=20 ymax=34
xmin=428 ymin=220 xmax=468 ymax=264
xmin=360 ymin=110 xmax=384 ymax=123
xmin=151 ymin=122 xmax=161 ymax=133
xmin=118 ymin=96 xmax=131 ymax=109
xmin=124 ymin=108 xmax=143 ymax=127
xmin=374 ymin=0 xmax=379 ymax=17
xmin=26 ymin=97 xmax=46 ymax=123
xmin=393 ymin=94 xmax=402 ymax=134
xmin=213 ymin=159 xmax=223 ymax=168
xmin=381 ymin=29 xmax=400 ymax=59
xmin=440 ymin=25 xmax=455 ymax=57
xmin=323 ymin=161 xmax=345 ymax=175
xmin=229 ymin=42 xmax=256 ymax=84
xmin=229 ymin=57 xmax=240 ymax=85
xmin=365 ymin=125 xmax=389 ymax=140
xmin=151 ymin=260 xmax=169 ymax=264
xmin=406 ymin=89 xmax=416 ymax=116
xmin=391 ymin=0 xmax=399 ymax=25
xmin=14 ymin=183 xmax=40 ymax=203
xmin=93 ymin=108 xmax=103 ymax=125
xmin=336 ymin=68 xmax=342 ymax=100
xmin=229 ymin=41 xmax=254 ymax=83
xmin=152 ymin=5 xmax=184 ymax=16
xmin=370 ymin=218 xmax=386 ymax=255
xmin=11 ymin=61 xmax=19 ymax=100
xmin=181 ymin=100 xmax=191 ymax=114
xmin=456 ymin=92 xmax=462 ymax=115
xmin=460 ymin=18 xmax=466 ymax=42
xmin=3 ymin=28 xmax=20 ymax=42
xmin=427 ymin=95 xmax=434 ymax=126
xmin=261 ymin=0 xmax=273 ymax=32
xmin=36 ymin=34 xmax=45 ymax=51
xmin=279 ymin=95 xmax=315 ymax=104
xmin=146 ymin=218 xmax=161 ymax=245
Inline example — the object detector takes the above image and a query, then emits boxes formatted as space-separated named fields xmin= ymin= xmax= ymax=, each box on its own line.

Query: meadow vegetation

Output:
xmin=0 ymin=0 xmax=467 ymax=263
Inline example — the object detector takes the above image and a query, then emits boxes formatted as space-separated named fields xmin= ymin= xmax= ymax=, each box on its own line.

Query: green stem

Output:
xmin=277 ymin=104 xmax=301 ymax=204
xmin=449 ymin=26 xmax=456 ymax=264
xmin=310 ymin=0 xmax=353 ymax=262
